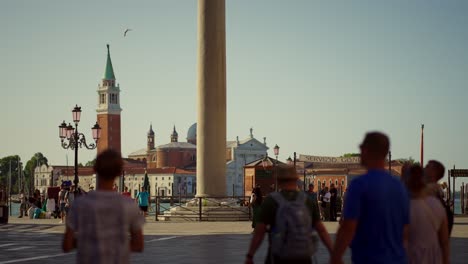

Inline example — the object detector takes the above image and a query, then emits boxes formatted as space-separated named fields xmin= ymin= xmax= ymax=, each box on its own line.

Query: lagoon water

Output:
xmin=5 ymin=198 xmax=466 ymax=217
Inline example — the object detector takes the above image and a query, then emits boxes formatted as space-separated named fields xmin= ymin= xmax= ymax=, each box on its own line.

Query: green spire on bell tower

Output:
xmin=104 ymin=44 xmax=116 ymax=80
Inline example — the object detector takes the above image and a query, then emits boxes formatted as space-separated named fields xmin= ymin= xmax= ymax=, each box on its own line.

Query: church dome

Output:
xmin=187 ymin=123 xmax=197 ymax=142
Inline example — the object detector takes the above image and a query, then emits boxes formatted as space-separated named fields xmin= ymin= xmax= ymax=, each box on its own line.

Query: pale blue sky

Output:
xmin=1 ymin=1 xmax=467 ymax=184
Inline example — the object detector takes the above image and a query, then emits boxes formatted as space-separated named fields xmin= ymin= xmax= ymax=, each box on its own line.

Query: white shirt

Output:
xmin=67 ymin=191 xmax=144 ymax=264
xmin=323 ymin=192 xmax=331 ymax=203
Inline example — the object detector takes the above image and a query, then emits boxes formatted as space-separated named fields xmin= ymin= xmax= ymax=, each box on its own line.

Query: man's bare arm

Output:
xmin=402 ymin=224 xmax=409 ymax=252
xmin=62 ymin=226 xmax=76 ymax=252
xmin=438 ymin=217 xmax=450 ymax=264
xmin=245 ymin=223 xmax=267 ymax=263
xmin=314 ymin=221 xmax=333 ymax=254
xmin=130 ymin=229 xmax=144 ymax=252
xmin=330 ymin=219 xmax=357 ymax=264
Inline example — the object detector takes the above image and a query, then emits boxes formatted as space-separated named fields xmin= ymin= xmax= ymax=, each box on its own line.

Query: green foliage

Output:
xmin=396 ymin=156 xmax=420 ymax=166
xmin=85 ymin=158 xmax=96 ymax=167
xmin=341 ymin=153 xmax=360 ymax=158
xmin=23 ymin=152 xmax=49 ymax=189
xmin=0 ymin=155 xmax=21 ymax=193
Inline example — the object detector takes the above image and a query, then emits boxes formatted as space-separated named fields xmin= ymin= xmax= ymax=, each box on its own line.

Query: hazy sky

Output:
xmin=1 ymin=1 xmax=467 ymax=184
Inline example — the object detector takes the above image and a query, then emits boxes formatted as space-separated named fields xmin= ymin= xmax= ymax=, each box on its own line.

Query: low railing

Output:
xmin=151 ymin=195 xmax=252 ymax=222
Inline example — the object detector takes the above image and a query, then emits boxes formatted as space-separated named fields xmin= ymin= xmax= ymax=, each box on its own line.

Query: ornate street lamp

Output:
xmin=273 ymin=145 xmax=280 ymax=192
xmin=273 ymin=144 xmax=280 ymax=158
xmin=59 ymin=105 xmax=101 ymax=194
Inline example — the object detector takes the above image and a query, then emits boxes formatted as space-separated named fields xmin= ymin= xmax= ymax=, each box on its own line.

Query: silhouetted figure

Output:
xmin=405 ymin=165 xmax=449 ymax=264
xmin=332 ymin=132 xmax=409 ymax=264
xmin=63 ymin=149 xmax=144 ymax=263
xmin=425 ymin=160 xmax=454 ymax=235
xmin=329 ymin=184 xmax=338 ymax=221
xmin=250 ymin=186 xmax=263 ymax=229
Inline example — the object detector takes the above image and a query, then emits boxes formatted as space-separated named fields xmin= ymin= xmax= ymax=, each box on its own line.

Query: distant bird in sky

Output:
xmin=124 ymin=29 xmax=132 ymax=37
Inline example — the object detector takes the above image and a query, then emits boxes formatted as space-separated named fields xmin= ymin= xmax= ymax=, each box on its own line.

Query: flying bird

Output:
xmin=124 ymin=29 xmax=132 ymax=37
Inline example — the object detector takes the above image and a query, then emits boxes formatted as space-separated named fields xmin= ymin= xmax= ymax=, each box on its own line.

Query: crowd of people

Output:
xmin=60 ymin=131 xmax=452 ymax=264
xmin=245 ymin=132 xmax=451 ymax=264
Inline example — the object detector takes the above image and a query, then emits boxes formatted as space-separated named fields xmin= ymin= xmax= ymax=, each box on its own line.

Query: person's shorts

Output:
xmin=60 ymin=203 xmax=66 ymax=212
xmin=139 ymin=206 xmax=148 ymax=212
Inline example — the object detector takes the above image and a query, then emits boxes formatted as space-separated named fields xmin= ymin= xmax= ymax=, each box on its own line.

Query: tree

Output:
xmin=0 ymin=155 xmax=21 ymax=193
xmin=396 ymin=156 xmax=420 ymax=166
xmin=85 ymin=158 xmax=96 ymax=167
xmin=23 ymin=152 xmax=49 ymax=193
xmin=143 ymin=170 xmax=150 ymax=195
xmin=341 ymin=153 xmax=360 ymax=158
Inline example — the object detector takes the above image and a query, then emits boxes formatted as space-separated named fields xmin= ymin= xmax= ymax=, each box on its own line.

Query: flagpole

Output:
xmin=420 ymin=124 xmax=424 ymax=166
xmin=9 ymin=160 xmax=12 ymax=216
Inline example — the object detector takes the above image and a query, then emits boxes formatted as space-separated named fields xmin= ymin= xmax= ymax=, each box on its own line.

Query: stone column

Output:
xmin=196 ymin=0 xmax=227 ymax=197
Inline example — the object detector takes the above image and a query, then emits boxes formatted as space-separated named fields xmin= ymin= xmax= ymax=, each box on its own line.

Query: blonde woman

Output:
xmin=405 ymin=165 xmax=449 ymax=264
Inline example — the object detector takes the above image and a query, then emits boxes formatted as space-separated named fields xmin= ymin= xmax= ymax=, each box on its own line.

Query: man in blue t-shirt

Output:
xmin=331 ymin=132 xmax=410 ymax=264
xmin=136 ymin=187 xmax=149 ymax=216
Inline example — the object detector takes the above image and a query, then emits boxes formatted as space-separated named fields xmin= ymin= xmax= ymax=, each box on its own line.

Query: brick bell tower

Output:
xmin=97 ymin=44 xmax=121 ymax=154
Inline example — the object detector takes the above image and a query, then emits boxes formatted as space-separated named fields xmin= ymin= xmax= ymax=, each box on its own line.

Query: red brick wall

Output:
xmin=156 ymin=149 xmax=195 ymax=168
xmin=97 ymin=114 xmax=121 ymax=154
xmin=313 ymin=175 xmax=347 ymax=190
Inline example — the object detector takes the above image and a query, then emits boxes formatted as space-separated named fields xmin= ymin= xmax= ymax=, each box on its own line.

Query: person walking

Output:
xmin=65 ymin=186 xmax=75 ymax=214
xmin=136 ymin=187 xmax=149 ymax=217
xmin=245 ymin=165 xmax=333 ymax=264
xmin=322 ymin=187 xmax=331 ymax=221
xmin=329 ymin=184 xmax=338 ymax=221
xmin=331 ymin=132 xmax=410 ymax=264
xmin=425 ymin=160 xmax=454 ymax=235
xmin=306 ymin=183 xmax=318 ymax=207
xmin=18 ymin=189 xmax=27 ymax=218
xmin=250 ymin=186 xmax=263 ymax=229
xmin=63 ymin=149 xmax=144 ymax=263
xmin=122 ymin=186 xmax=131 ymax=198
xmin=404 ymin=165 xmax=449 ymax=264
xmin=58 ymin=186 xmax=67 ymax=224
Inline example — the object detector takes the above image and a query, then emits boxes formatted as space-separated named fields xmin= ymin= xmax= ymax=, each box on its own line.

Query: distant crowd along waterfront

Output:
xmin=53 ymin=131 xmax=452 ymax=264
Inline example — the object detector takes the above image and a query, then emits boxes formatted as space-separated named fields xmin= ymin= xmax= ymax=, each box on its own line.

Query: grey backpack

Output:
xmin=270 ymin=192 xmax=319 ymax=259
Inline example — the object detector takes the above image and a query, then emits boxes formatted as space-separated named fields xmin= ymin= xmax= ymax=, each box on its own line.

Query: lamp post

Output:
xmin=274 ymin=144 xmax=280 ymax=192
xmin=388 ymin=151 xmax=392 ymax=174
xmin=59 ymin=105 xmax=101 ymax=194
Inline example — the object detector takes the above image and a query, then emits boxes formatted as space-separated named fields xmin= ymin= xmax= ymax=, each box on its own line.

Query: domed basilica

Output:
xmin=128 ymin=123 xmax=198 ymax=169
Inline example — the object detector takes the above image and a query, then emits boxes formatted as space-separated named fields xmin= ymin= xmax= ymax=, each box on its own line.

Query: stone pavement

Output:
xmin=1 ymin=216 xmax=467 ymax=263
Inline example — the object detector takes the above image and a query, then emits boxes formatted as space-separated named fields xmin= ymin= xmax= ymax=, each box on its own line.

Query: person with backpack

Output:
xmin=245 ymin=165 xmax=333 ymax=264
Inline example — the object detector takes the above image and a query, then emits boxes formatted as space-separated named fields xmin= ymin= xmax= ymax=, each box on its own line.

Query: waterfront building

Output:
xmin=128 ymin=125 xmax=268 ymax=195
xmin=225 ymin=128 xmax=268 ymax=196
xmin=243 ymin=154 xmax=403 ymax=198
